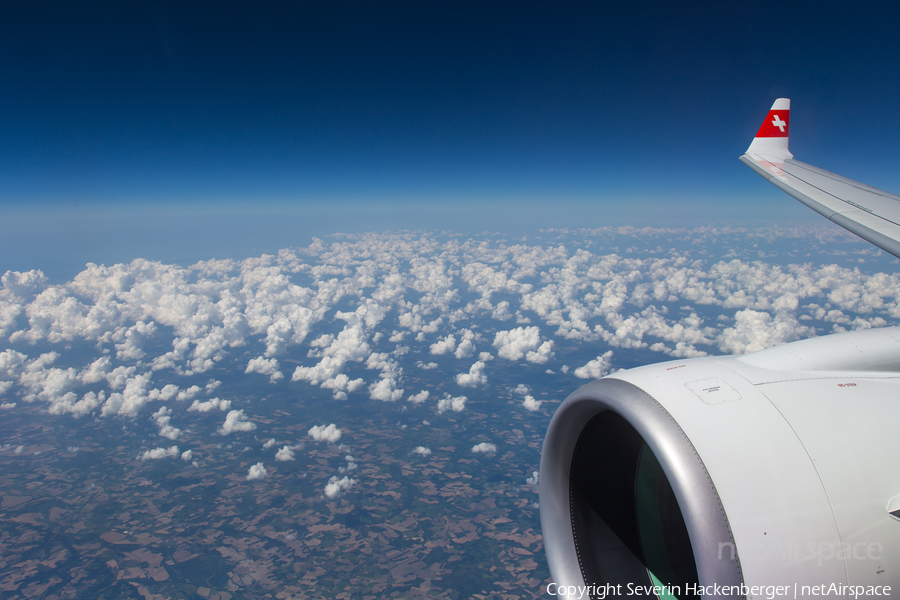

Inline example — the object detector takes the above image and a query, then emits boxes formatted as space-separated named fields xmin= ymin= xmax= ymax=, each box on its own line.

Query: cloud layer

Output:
xmin=1 ymin=226 xmax=896 ymax=473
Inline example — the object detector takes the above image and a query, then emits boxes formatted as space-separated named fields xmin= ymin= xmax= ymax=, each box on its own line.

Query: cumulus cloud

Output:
xmin=525 ymin=340 xmax=555 ymax=364
xmin=412 ymin=446 xmax=432 ymax=457
xmin=100 ymin=373 xmax=153 ymax=417
xmin=114 ymin=320 xmax=158 ymax=361
xmin=291 ymin=341 xmax=367 ymax=400
xmin=339 ymin=456 xmax=358 ymax=473
xmin=81 ymin=356 xmax=111 ymax=384
xmin=492 ymin=301 xmax=513 ymax=321
xmin=471 ymin=442 xmax=497 ymax=454
xmin=181 ymin=449 xmax=193 ymax=462
xmin=522 ymin=395 xmax=542 ymax=411
xmin=246 ymin=462 xmax=267 ymax=480
xmin=526 ymin=471 xmax=539 ymax=486
xmin=493 ymin=326 xmax=543 ymax=361
xmin=49 ymin=391 xmax=104 ymax=418
xmin=2 ymin=269 xmax=47 ymax=300
xmin=291 ymin=305 xmax=383 ymax=398
xmin=308 ymin=423 xmax=342 ymax=443
xmin=104 ymin=365 xmax=137 ymax=390
xmin=324 ymin=475 xmax=355 ymax=498
xmin=454 ymin=329 xmax=476 ymax=359
xmin=275 ymin=445 xmax=298 ymax=461
xmin=245 ymin=356 xmax=284 ymax=382
xmin=152 ymin=406 xmax=181 ymax=440
xmin=429 ymin=334 xmax=456 ymax=355
xmin=140 ymin=445 xmax=179 ymax=461
xmin=11 ymin=351 xmax=108 ymax=418
xmin=455 ymin=361 xmax=487 ymax=388
xmin=188 ymin=397 xmax=232 ymax=412
xmin=718 ymin=309 xmax=812 ymax=354
xmin=0 ymin=349 xmax=27 ymax=379
xmin=368 ymin=377 xmax=403 ymax=402
xmin=408 ymin=390 xmax=429 ymax=404
xmin=217 ymin=409 xmax=256 ymax=435
xmin=149 ymin=384 xmax=180 ymax=402
xmin=176 ymin=386 xmax=201 ymax=402
xmin=436 ymin=394 xmax=467 ymax=414
xmin=321 ymin=373 xmax=365 ymax=401
xmin=574 ymin=350 xmax=614 ymax=380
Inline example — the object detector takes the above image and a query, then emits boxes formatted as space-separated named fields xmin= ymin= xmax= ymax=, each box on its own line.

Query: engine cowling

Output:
xmin=541 ymin=326 xmax=900 ymax=599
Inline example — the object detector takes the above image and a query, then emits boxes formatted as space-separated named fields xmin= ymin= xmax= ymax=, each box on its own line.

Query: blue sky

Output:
xmin=3 ymin=2 xmax=900 ymax=276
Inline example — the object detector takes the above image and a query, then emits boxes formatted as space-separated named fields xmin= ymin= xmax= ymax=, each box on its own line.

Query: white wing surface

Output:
xmin=741 ymin=98 xmax=900 ymax=258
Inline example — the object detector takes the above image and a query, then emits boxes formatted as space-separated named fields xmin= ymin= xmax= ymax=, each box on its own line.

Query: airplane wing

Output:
xmin=740 ymin=98 xmax=900 ymax=258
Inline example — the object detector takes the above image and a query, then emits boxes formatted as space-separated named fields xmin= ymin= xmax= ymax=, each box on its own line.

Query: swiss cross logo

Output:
xmin=756 ymin=109 xmax=790 ymax=138
xmin=771 ymin=114 xmax=786 ymax=132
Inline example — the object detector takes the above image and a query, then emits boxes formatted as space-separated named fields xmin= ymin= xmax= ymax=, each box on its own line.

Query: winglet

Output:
xmin=746 ymin=98 xmax=792 ymax=160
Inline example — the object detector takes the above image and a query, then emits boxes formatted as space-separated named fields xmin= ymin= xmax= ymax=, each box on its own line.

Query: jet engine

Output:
xmin=540 ymin=326 xmax=900 ymax=599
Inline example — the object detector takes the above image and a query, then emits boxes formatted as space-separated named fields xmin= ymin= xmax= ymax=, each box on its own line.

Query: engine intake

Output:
xmin=541 ymin=378 xmax=743 ymax=599
xmin=541 ymin=328 xmax=900 ymax=599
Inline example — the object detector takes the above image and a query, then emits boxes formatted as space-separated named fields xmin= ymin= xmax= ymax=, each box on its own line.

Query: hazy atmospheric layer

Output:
xmin=1 ymin=225 xmax=898 ymax=495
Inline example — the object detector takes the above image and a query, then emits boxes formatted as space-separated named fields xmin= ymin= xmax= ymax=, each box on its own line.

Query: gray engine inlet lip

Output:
xmin=539 ymin=377 xmax=744 ymax=598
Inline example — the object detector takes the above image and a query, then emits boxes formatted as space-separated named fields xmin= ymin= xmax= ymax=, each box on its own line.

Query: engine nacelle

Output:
xmin=541 ymin=327 xmax=900 ymax=599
